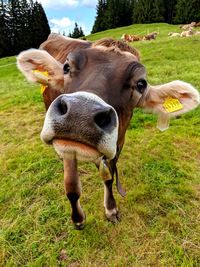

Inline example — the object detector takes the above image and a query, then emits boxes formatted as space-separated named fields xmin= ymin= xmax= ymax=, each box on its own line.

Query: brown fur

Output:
xmin=40 ymin=34 xmax=92 ymax=64
xmin=93 ymin=38 xmax=140 ymax=61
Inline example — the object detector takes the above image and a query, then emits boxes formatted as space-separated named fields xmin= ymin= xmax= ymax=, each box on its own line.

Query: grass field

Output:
xmin=0 ymin=23 xmax=200 ymax=266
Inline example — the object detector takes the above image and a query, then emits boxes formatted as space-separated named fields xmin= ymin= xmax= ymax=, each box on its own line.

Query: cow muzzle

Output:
xmin=40 ymin=92 xmax=119 ymax=161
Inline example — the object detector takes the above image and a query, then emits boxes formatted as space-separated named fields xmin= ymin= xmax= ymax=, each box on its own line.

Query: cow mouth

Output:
xmin=52 ymin=138 xmax=102 ymax=161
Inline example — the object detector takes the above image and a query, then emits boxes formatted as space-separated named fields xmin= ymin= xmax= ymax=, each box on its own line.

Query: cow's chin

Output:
xmin=53 ymin=139 xmax=102 ymax=161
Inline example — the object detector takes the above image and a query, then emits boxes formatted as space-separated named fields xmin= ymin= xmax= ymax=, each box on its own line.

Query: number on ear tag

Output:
xmin=163 ymin=97 xmax=183 ymax=113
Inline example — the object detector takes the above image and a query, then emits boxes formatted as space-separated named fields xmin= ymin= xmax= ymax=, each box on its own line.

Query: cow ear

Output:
xmin=17 ymin=49 xmax=64 ymax=91
xmin=139 ymin=80 xmax=200 ymax=131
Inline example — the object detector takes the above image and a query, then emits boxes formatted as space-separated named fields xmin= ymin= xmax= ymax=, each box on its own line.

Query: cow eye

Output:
xmin=136 ymin=79 xmax=147 ymax=94
xmin=63 ymin=63 xmax=70 ymax=74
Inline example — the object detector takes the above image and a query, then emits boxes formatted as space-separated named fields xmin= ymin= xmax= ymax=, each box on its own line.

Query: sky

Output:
xmin=38 ymin=0 xmax=98 ymax=35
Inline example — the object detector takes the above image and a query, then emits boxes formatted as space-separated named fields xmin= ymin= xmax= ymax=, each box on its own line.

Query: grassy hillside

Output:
xmin=0 ymin=23 xmax=200 ymax=266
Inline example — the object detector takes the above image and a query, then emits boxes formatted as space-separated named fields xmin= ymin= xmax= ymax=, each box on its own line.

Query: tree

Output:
xmin=119 ymin=0 xmax=134 ymax=27
xmin=163 ymin=0 xmax=177 ymax=24
xmin=133 ymin=0 xmax=164 ymax=24
xmin=92 ymin=0 xmax=108 ymax=33
xmin=92 ymin=0 xmax=134 ymax=33
xmin=0 ymin=0 xmax=50 ymax=58
xmin=10 ymin=0 xmax=32 ymax=53
xmin=187 ymin=0 xmax=200 ymax=23
xmin=150 ymin=0 xmax=165 ymax=23
xmin=0 ymin=0 xmax=10 ymax=57
xmin=70 ymin=22 xmax=85 ymax=38
xmin=30 ymin=1 xmax=50 ymax=48
xmin=175 ymin=0 xmax=200 ymax=24
xmin=133 ymin=0 xmax=148 ymax=23
xmin=174 ymin=0 xmax=188 ymax=23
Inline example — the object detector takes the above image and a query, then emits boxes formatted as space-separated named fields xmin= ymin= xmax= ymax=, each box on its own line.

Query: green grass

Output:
xmin=1 ymin=23 xmax=200 ymax=266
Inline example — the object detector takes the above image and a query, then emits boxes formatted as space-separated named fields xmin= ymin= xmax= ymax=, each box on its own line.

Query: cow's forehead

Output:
xmin=92 ymin=45 xmax=139 ymax=61
xmin=65 ymin=46 xmax=139 ymax=68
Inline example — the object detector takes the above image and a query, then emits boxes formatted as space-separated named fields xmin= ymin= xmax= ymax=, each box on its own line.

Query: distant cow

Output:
xmin=180 ymin=22 xmax=196 ymax=30
xmin=17 ymin=35 xmax=200 ymax=229
xmin=180 ymin=29 xmax=195 ymax=37
xmin=143 ymin=32 xmax=158 ymax=40
xmin=121 ymin=34 xmax=142 ymax=42
xmin=194 ymin=22 xmax=200 ymax=27
xmin=168 ymin=32 xmax=180 ymax=37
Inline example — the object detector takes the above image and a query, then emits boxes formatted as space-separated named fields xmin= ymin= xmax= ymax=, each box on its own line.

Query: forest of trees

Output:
xmin=92 ymin=0 xmax=200 ymax=33
xmin=68 ymin=22 xmax=85 ymax=38
xmin=0 ymin=0 xmax=50 ymax=58
xmin=1 ymin=0 xmax=200 ymax=57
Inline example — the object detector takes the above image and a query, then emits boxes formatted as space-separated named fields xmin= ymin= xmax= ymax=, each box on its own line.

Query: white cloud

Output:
xmin=50 ymin=17 xmax=74 ymax=28
xmin=81 ymin=0 xmax=97 ymax=8
xmin=38 ymin=0 xmax=97 ymax=8
xmin=37 ymin=0 xmax=96 ymax=35
xmin=50 ymin=17 xmax=75 ymax=34
xmin=39 ymin=0 xmax=79 ymax=8
xmin=50 ymin=17 xmax=89 ymax=35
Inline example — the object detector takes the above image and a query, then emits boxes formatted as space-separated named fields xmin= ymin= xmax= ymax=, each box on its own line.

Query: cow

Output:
xmin=180 ymin=29 xmax=195 ymax=37
xmin=143 ymin=32 xmax=158 ymax=40
xmin=194 ymin=22 xmax=200 ymax=27
xmin=168 ymin=32 xmax=181 ymax=37
xmin=180 ymin=22 xmax=196 ymax=30
xmin=121 ymin=34 xmax=142 ymax=42
xmin=17 ymin=34 xmax=200 ymax=229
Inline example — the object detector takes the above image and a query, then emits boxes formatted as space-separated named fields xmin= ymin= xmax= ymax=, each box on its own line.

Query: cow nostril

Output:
xmin=94 ymin=109 xmax=113 ymax=130
xmin=57 ymin=98 xmax=68 ymax=115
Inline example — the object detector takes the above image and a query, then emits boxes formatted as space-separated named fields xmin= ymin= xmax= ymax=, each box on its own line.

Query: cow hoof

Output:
xmin=105 ymin=209 xmax=121 ymax=223
xmin=73 ymin=213 xmax=86 ymax=230
xmin=74 ymin=221 xmax=85 ymax=230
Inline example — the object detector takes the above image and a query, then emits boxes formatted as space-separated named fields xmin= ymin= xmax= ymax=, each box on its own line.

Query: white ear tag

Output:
xmin=157 ymin=113 xmax=170 ymax=131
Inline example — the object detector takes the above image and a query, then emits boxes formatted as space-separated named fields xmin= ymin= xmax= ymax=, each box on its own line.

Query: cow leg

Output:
xmin=64 ymin=159 xmax=85 ymax=230
xmin=104 ymin=178 xmax=120 ymax=223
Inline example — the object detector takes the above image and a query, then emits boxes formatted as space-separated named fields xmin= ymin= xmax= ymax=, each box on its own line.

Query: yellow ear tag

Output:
xmin=163 ymin=97 xmax=183 ymax=113
xmin=33 ymin=70 xmax=49 ymax=94
xmin=40 ymin=84 xmax=47 ymax=94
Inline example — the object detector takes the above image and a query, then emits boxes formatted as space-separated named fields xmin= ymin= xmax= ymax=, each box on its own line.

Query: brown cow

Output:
xmin=17 ymin=34 xmax=200 ymax=229
xmin=121 ymin=34 xmax=142 ymax=42
xmin=143 ymin=32 xmax=158 ymax=40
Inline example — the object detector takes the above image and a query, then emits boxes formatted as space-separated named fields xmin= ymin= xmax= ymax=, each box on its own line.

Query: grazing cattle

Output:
xmin=180 ymin=22 xmax=196 ymax=30
xmin=143 ymin=32 xmax=158 ymax=40
xmin=180 ymin=29 xmax=195 ymax=37
xmin=17 ymin=34 xmax=200 ymax=229
xmin=168 ymin=32 xmax=180 ymax=37
xmin=194 ymin=22 xmax=200 ymax=27
xmin=121 ymin=34 xmax=142 ymax=42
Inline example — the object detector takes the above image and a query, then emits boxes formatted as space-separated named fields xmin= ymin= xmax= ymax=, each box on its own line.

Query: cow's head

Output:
xmin=17 ymin=34 xmax=200 ymax=163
